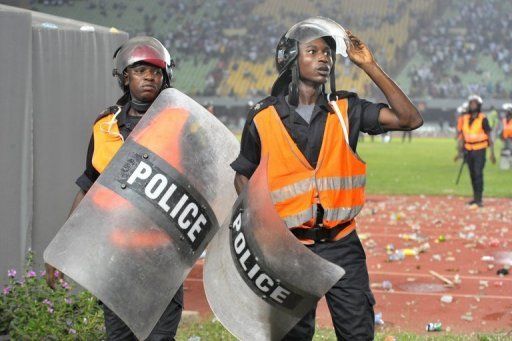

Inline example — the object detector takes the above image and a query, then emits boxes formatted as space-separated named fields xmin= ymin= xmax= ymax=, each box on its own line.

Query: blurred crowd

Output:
xmin=407 ymin=0 xmax=512 ymax=99
xmin=29 ymin=0 xmax=512 ymax=99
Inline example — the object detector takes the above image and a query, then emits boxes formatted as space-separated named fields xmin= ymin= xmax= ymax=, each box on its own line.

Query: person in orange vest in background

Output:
xmin=500 ymin=103 xmax=512 ymax=147
xmin=453 ymin=102 xmax=468 ymax=162
xmin=499 ymin=103 xmax=512 ymax=169
xmin=231 ymin=18 xmax=423 ymax=340
xmin=45 ymin=37 xmax=184 ymax=340
xmin=457 ymin=95 xmax=496 ymax=207
xmin=455 ymin=102 xmax=468 ymax=140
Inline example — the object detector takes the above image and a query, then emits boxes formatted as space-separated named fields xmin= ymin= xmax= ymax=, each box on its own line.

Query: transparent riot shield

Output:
xmin=44 ymin=88 xmax=239 ymax=340
xmin=204 ymin=158 xmax=345 ymax=340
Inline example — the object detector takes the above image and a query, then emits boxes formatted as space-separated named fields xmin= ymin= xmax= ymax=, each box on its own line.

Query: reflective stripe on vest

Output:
xmin=462 ymin=113 xmax=488 ymax=151
xmin=503 ymin=118 xmax=512 ymax=139
xmin=271 ymin=175 xmax=366 ymax=203
xmin=254 ymin=98 xmax=366 ymax=230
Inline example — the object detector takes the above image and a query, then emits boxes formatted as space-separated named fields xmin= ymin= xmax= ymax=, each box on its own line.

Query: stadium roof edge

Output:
xmin=0 ymin=4 xmax=126 ymax=33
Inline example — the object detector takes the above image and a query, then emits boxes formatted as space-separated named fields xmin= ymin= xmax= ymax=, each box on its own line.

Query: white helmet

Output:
xmin=457 ymin=101 xmax=468 ymax=113
xmin=467 ymin=94 xmax=483 ymax=105
xmin=503 ymin=103 xmax=512 ymax=111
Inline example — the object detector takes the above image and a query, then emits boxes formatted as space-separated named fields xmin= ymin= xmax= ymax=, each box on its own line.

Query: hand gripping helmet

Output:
xmin=271 ymin=17 xmax=349 ymax=105
xmin=112 ymin=36 xmax=175 ymax=91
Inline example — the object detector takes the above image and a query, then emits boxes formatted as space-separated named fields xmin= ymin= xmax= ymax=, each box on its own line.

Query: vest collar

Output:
xmin=274 ymin=92 xmax=331 ymax=120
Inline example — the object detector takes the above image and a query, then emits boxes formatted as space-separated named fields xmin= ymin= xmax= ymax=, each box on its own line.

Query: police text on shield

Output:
xmin=126 ymin=160 xmax=210 ymax=250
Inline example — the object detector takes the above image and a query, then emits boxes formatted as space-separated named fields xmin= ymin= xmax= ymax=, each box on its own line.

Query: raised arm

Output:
xmin=346 ymin=30 xmax=423 ymax=131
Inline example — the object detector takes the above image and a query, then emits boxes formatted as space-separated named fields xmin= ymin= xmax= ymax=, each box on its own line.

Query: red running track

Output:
xmin=184 ymin=195 xmax=512 ymax=334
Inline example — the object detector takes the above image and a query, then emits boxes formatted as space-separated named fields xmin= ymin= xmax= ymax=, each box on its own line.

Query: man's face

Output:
xmin=297 ymin=38 xmax=333 ymax=85
xmin=124 ymin=63 xmax=164 ymax=102
xmin=468 ymin=100 xmax=480 ymax=112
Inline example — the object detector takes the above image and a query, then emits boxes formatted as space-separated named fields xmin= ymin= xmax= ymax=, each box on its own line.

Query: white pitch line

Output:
xmin=369 ymin=271 xmax=512 ymax=282
xmin=372 ymin=289 xmax=512 ymax=300
xmin=360 ymin=229 xmax=509 ymax=236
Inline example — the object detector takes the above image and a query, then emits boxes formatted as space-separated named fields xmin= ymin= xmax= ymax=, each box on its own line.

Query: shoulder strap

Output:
xmin=246 ymin=96 xmax=278 ymax=124
xmin=94 ymin=106 xmax=124 ymax=141
xmin=329 ymin=98 xmax=349 ymax=145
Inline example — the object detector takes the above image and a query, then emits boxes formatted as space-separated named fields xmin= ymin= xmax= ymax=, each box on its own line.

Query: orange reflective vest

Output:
xmin=92 ymin=107 xmax=124 ymax=173
xmin=253 ymin=98 xmax=365 ymax=240
xmin=456 ymin=115 xmax=464 ymax=140
xmin=91 ymin=107 xmax=188 ymax=173
xmin=502 ymin=118 xmax=512 ymax=139
xmin=461 ymin=113 xmax=489 ymax=151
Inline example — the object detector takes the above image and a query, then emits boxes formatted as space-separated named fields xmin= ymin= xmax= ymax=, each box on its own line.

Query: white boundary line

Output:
xmin=372 ymin=289 xmax=512 ymax=300
xmin=369 ymin=271 xmax=512 ymax=282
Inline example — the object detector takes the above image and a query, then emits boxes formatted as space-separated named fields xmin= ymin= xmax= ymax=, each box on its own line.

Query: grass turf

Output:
xmin=176 ymin=319 xmax=510 ymax=340
xmin=356 ymin=137 xmax=511 ymax=198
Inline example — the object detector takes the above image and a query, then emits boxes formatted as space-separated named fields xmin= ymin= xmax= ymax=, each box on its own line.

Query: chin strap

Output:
xmin=329 ymin=62 xmax=336 ymax=95
xmin=288 ymin=61 xmax=300 ymax=107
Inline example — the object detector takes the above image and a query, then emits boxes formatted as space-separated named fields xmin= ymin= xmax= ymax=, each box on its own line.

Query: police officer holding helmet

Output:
xmin=232 ymin=17 xmax=423 ymax=340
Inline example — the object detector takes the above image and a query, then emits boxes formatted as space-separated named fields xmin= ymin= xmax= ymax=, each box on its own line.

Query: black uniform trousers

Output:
xmin=466 ymin=148 xmax=486 ymax=202
xmin=102 ymin=286 xmax=183 ymax=341
xmin=282 ymin=230 xmax=375 ymax=341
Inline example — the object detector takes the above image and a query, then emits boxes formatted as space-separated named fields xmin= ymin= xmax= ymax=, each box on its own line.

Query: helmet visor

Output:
xmin=285 ymin=17 xmax=349 ymax=57
xmin=116 ymin=37 xmax=171 ymax=72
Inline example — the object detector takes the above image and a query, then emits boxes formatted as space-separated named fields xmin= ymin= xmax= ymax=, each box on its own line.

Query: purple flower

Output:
xmin=54 ymin=270 xmax=60 ymax=278
xmin=65 ymin=297 xmax=73 ymax=304
xmin=7 ymin=269 xmax=16 ymax=278
xmin=39 ymin=270 xmax=46 ymax=277
xmin=2 ymin=286 xmax=11 ymax=295
xmin=60 ymin=280 xmax=71 ymax=290
xmin=47 ymin=307 xmax=54 ymax=314
xmin=26 ymin=270 xmax=36 ymax=278
xmin=69 ymin=329 xmax=77 ymax=334
xmin=43 ymin=298 xmax=53 ymax=306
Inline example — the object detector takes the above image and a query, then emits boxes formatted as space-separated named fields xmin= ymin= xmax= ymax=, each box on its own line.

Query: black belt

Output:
xmin=291 ymin=220 xmax=353 ymax=242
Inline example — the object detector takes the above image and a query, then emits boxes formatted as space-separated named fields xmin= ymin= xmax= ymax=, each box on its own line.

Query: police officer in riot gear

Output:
xmin=232 ymin=18 xmax=423 ymax=340
xmin=457 ymin=95 xmax=496 ymax=207
xmin=45 ymin=36 xmax=183 ymax=340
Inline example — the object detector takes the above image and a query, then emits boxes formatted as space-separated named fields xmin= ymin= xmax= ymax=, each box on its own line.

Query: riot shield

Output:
xmin=204 ymin=158 xmax=345 ymax=340
xmin=44 ymin=88 xmax=239 ymax=340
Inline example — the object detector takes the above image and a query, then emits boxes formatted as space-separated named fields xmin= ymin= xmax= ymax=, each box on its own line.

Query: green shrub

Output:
xmin=0 ymin=252 xmax=105 ymax=339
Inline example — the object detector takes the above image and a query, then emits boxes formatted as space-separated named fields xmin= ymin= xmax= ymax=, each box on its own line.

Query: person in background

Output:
xmin=457 ymin=95 xmax=496 ymax=207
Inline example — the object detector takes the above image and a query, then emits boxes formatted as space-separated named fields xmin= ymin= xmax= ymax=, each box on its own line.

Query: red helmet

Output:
xmin=112 ymin=36 xmax=174 ymax=90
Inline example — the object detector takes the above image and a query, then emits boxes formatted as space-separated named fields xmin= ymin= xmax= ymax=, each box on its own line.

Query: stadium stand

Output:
xmin=23 ymin=0 xmax=511 ymax=100
xmin=398 ymin=0 xmax=512 ymax=99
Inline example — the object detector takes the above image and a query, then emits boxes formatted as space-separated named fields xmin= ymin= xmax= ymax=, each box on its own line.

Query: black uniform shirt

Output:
xmin=76 ymin=103 xmax=141 ymax=193
xmin=231 ymin=91 xmax=388 ymax=178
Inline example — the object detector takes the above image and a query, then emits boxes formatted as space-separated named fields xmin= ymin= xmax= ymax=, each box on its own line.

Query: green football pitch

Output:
xmin=357 ymin=137 xmax=511 ymax=198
